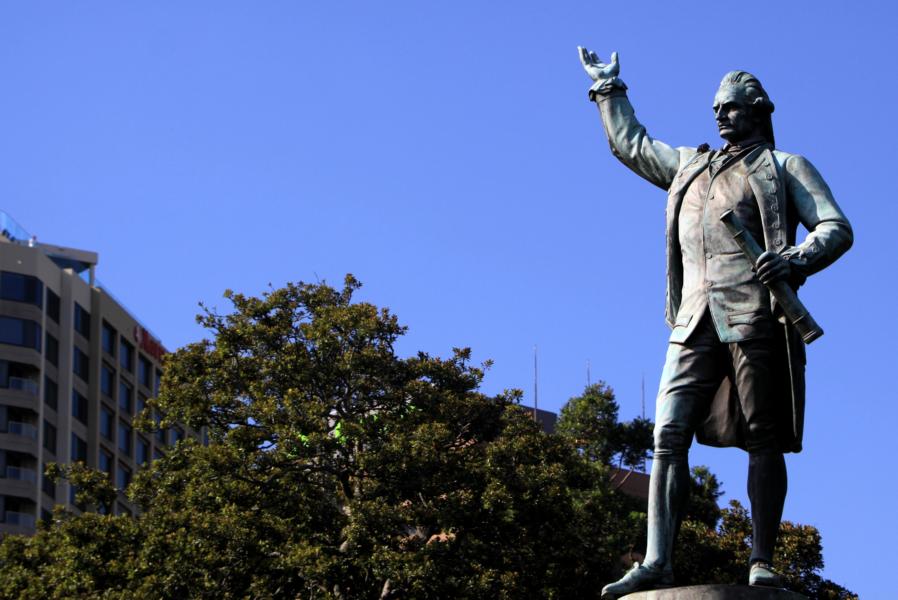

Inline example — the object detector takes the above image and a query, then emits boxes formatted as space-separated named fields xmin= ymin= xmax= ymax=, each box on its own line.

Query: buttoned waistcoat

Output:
xmin=593 ymin=88 xmax=853 ymax=452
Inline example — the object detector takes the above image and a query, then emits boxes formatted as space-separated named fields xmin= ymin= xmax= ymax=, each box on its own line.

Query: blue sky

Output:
xmin=1 ymin=1 xmax=895 ymax=595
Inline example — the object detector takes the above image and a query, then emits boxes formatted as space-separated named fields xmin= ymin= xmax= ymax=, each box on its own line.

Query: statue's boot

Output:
xmin=601 ymin=456 xmax=687 ymax=599
xmin=747 ymin=451 xmax=787 ymax=587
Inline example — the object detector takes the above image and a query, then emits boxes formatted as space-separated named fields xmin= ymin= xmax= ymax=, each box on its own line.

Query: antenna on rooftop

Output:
xmin=641 ymin=374 xmax=646 ymax=420
xmin=533 ymin=345 xmax=538 ymax=422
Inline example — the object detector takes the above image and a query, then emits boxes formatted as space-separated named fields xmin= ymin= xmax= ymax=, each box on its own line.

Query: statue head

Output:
xmin=713 ymin=71 xmax=775 ymax=147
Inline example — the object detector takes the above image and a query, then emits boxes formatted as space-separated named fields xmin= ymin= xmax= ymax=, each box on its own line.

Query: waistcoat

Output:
xmin=672 ymin=147 xmax=771 ymax=343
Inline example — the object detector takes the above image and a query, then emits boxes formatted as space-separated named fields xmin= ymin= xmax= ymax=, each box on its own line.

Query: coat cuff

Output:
xmin=780 ymin=245 xmax=812 ymax=288
xmin=588 ymin=77 xmax=628 ymax=102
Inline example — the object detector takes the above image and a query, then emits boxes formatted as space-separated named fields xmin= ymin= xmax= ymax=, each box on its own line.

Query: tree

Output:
xmin=556 ymin=383 xmax=653 ymax=471
xmin=685 ymin=465 xmax=723 ymax=529
xmin=0 ymin=277 xmax=632 ymax=599
xmin=677 ymin=500 xmax=857 ymax=599
xmin=0 ymin=278 xmax=856 ymax=598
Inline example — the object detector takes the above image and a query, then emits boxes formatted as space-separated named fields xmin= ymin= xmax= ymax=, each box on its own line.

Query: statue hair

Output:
xmin=719 ymin=70 xmax=776 ymax=147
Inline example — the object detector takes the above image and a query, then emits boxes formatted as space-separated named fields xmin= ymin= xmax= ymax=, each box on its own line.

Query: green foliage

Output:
xmin=556 ymin=383 xmax=653 ymax=471
xmin=0 ymin=277 xmax=856 ymax=598
xmin=0 ymin=277 xmax=631 ymax=599
xmin=677 ymin=500 xmax=857 ymax=598
xmin=685 ymin=465 xmax=723 ymax=528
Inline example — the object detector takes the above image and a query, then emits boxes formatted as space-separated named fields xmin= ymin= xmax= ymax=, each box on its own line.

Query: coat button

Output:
xmin=775 ymin=239 xmax=784 ymax=247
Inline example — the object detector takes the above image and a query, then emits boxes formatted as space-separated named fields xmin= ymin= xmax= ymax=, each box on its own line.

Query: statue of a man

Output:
xmin=577 ymin=48 xmax=853 ymax=598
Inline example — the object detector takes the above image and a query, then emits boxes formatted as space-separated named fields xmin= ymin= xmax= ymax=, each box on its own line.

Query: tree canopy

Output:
xmin=0 ymin=277 xmax=856 ymax=599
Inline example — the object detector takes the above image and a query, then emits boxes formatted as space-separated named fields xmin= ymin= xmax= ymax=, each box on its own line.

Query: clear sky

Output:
xmin=1 ymin=1 xmax=895 ymax=595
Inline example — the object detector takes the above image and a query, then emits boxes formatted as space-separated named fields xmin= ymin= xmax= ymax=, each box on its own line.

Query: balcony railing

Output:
xmin=5 ymin=466 xmax=37 ymax=482
xmin=3 ymin=510 xmax=36 ymax=528
xmin=5 ymin=421 xmax=38 ymax=440
xmin=7 ymin=377 xmax=39 ymax=395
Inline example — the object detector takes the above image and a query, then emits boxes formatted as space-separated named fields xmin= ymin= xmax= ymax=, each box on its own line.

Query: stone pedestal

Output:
xmin=621 ymin=585 xmax=807 ymax=599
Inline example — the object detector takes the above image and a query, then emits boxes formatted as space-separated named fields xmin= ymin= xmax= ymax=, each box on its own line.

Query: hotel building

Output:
xmin=0 ymin=210 xmax=197 ymax=535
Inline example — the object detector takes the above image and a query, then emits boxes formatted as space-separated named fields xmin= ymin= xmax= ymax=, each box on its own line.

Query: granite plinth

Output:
xmin=621 ymin=585 xmax=807 ymax=600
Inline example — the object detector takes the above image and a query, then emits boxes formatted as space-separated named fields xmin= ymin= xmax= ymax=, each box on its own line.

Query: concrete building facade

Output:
xmin=0 ymin=210 xmax=197 ymax=535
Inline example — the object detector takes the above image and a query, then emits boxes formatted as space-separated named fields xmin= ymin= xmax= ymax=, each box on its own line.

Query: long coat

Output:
xmin=593 ymin=87 xmax=853 ymax=453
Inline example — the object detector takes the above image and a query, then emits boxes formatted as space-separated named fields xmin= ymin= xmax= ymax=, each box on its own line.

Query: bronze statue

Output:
xmin=577 ymin=48 xmax=853 ymax=598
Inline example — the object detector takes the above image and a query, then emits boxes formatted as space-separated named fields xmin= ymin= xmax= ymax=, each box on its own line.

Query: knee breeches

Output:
xmin=654 ymin=311 xmax=778 ymax=457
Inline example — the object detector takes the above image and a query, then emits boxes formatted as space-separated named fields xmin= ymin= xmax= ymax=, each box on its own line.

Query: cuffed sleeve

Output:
xmin=587 ymin=76 xmax=628 ymax=101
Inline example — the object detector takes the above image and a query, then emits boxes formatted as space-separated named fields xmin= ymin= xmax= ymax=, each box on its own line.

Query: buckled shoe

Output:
xmin=749 ymin=561 xmax=785 ymax=588
xmin=601 ymin=562 xmax=675 ymax=599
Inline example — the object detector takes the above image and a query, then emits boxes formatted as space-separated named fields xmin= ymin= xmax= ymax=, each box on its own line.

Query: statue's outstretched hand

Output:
xmin=577 ymin=47 xmax=619 ymax=82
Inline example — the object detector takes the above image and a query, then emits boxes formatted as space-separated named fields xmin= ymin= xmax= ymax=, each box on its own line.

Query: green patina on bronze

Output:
xmin=577 ymin=47 xmax=852 ymax=599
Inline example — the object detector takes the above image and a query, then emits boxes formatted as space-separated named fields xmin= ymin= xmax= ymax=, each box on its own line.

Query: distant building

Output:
xmin=531 ymin=407 xmax=557 ymax=434
xmin=609 ymin=468 xmax=650 ymax=507
xmin=0 ymin=210 xmax=200 ymax=535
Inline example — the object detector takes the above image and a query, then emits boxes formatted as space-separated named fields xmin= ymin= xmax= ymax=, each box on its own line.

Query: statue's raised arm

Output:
xmin=577 ymin=47 xmax=689 ymax=191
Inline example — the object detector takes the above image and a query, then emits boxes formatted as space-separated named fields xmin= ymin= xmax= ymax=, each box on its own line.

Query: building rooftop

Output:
xmin=1 ymin=209 xmax=163 ymax=348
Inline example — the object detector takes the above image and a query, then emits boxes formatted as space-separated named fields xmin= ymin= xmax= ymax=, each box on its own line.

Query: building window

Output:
xmin=138 ymin=355 xmax=152 ymax=388
xmin=71 ymin=433 xmax=87 ymax=462
xmin=0 ymin=316 xmax=41 ymax=351
xmin=99 ymin=449 xmax=113 ymax=478
xmin=102 ymin=322 xmax=116 ymax=356
xmin=119 ymin=381 xmax=133 ymax=414
xmin=171 ymin=427 xmax=184 ymax=445
xmin=45 ymin=332 xmax=59 ymax=367
xmin=100 ymin=405 xmax=114 ymax=441
xmin=42 ymin=463 xmax=56 ymax=499
xmin=71 ymin=390 xmax=88 ymax=424
xmin=46 ymin=289 xmax=60 ymax=323
xmin=73 ymin=303 xmax=91 ymax=340
xmin=101 ymin=364 xmax=115 ymax=398
xmin=0 ymin=359 xmax=39 ymax=394
xmin=120 ymin=338 xmax=133 ymax=372
xmin=0 ymin=271 xmax=43 ymax=308
xmin=152 ymin=448 xmax=164 ymax=462
xmin=116 ymin=463 xmax=131 ymax=490
xmin=137 ymin=437 xmax=149 ymax=465
xmin=73 ymin=347 xmax=89 ymax=382
xmin=43 ymin=420 xmax=57 ymax=454
xmin=136 ymin=393 xmax=147 ymax=416
xmin=44 ymin=376 xmax=58 ymax=411
xmin=119 ymin=420 xmax=132 ymax=456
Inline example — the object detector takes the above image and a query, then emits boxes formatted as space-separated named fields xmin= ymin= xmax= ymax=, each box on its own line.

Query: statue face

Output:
xmin=712 ymin=85 xmax=760 ymax=144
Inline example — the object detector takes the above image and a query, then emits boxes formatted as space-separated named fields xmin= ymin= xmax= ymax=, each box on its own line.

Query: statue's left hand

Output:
xmin=756 ymin=251 xmax=791 ymax=285
xmin=577 ymin=47 xmax=619 ymax=82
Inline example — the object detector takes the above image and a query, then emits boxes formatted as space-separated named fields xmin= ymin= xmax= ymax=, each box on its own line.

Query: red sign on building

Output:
xmin=133 ymin=326 xmax=166 ymax=362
